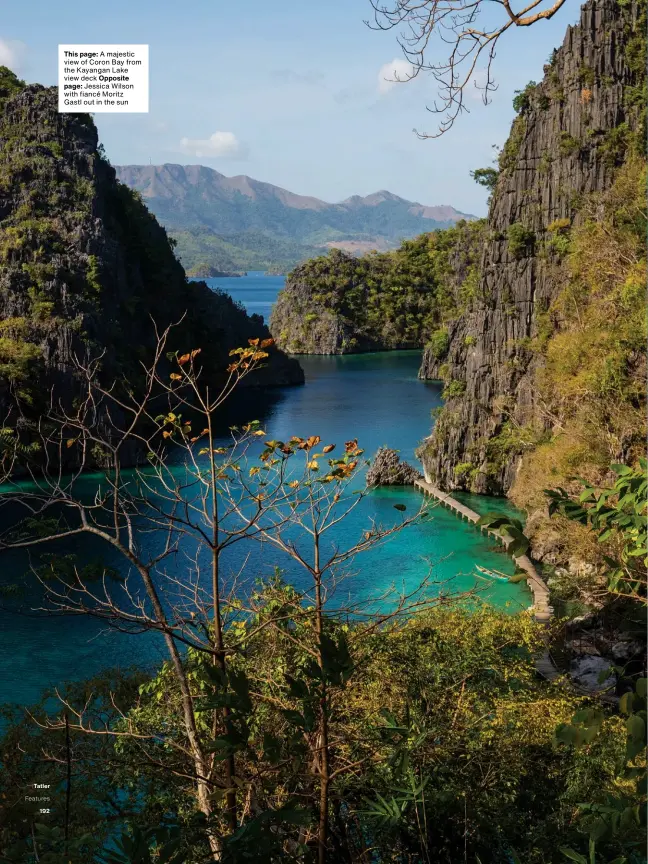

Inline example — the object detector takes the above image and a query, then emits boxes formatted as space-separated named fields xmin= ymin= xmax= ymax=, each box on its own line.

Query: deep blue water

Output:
xmin=202 ymin=271 xmax=282 ymax=324
xmin=0 ymin=275 xmax=529 ymax=710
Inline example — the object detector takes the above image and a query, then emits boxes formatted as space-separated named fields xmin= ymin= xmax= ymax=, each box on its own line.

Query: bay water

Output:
xmin=0 ymin=274 xmax=530 ymax=709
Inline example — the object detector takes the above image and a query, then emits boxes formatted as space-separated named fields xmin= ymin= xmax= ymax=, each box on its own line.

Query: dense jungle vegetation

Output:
xmin=271 ymin=219 xmax=485 ymax=353
xmin=0 ymin=341 xmax=645 ymax=864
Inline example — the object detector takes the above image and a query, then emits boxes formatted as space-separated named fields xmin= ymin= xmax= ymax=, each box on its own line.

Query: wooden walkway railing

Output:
xmin=412 ymin=479 xmax=623 ymax=698
xmin=414 ymin=479 xmax=553 ymax=625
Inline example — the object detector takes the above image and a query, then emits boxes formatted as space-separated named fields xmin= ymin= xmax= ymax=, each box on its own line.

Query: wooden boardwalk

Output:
xmin=413 ymin=480 xmax=622 ymax=698
xmin=414 ymin=479 xmax=553 ymax=625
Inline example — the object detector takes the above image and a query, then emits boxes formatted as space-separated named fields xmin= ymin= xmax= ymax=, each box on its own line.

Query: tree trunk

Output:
xmin=208 ymin=409 xmax=238 ymax=834
xmin=314 ymin=543 xmax=330 ymax=864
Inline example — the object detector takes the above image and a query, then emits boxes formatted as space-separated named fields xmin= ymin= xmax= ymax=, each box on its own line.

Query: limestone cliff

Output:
xmin=0 ymin=70 xmax=303 ymax=454
xmin=270 ymin=223 xmax=484 ymax=354
xmin=418 ymin=0 xmax=645 ymax=495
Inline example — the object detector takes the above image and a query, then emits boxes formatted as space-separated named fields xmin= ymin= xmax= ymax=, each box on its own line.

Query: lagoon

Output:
xmin=0 ymin=275 xmax=530 ymax=710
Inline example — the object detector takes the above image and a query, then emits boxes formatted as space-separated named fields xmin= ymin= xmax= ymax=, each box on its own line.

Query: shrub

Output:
xmin=544 ymin=218 xmax=572 ymax=257
xmin=453 ymin=461 xmax=474 ymax=481
xmin=578 ymin=64 xmax=595 ymax=87
xmin=559 ymin=132 xmax=581 ymax=156
xmin=0 ymin=336 xmax=41 ymax=382
xmin=86 ymin=255 xmax=101 ymax=294
xmin=547 ymin=218 xmax=571 ymax=233
xmin=470 ymin=167 xmax=499 ymax=191
xmin=442 ymin=379 xmax=466 ymax=399
xmin=598 ymin=123 xmax=630 ymax=166
xmin=507 ymin=223 xmax=536 ymax=259
xmin=512 ymin=81 xmax=537 ymax=114
xmin=498 ymin=116 xmax=526 ymax=172
xmin=539 ymin=153 xmax=553 ymax=175
xmin=427 ymin=327 xmax=449 ymax=359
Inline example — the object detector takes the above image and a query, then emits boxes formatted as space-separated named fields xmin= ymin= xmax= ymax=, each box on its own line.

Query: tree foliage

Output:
xmin=272 ymin=219 xmax=486 ymax=352
xmin=545 ymin=460 xmax=647 ymax=602
xmin=2 ymin=599 xmax=635 ymax=863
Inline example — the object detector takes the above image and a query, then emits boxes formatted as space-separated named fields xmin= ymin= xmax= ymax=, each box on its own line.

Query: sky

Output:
xmin=1 ymin=0 xmax=581 ymax=216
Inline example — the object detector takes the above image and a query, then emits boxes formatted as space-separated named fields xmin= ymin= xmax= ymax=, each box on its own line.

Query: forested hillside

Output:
xmin=0 ymin=68 xmax=302 ymax=465
xmin=116 ymin=163 xmax=474 ymax=274
xmin=270 ymin=220 xmax=485 ymax=353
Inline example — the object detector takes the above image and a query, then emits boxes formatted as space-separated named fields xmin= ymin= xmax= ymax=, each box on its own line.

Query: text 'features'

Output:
xmin=58 ymin=45 xmax=149 ymax=113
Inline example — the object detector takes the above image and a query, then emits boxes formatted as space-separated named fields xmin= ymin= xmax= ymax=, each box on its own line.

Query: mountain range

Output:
xmin=115 ymin=163 xmax=475 ymax=274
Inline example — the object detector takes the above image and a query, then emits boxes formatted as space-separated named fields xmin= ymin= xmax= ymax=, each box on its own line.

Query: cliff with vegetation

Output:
xmin=270 ymin=221 xmax=485 ymax=353
xmin=417 ymin=0 xmax=645 ymax=569
xmin=0 ymin=68 xmax=302 ymax=452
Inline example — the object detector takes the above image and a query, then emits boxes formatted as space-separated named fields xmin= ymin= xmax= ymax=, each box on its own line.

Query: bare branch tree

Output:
xmin=0 ymin=328 xmax=484 ymax=861
xmin=368 ymin=0 xmax=570 ymax=136
xmin=219 ymin=434 xmax=482 ymax=861
xmin=0 ymin=329 xmax=278 ymax=859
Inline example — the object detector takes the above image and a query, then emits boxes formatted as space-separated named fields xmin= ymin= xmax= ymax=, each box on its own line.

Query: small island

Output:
xmin=186 ymin=263 xmax=245 ymax=278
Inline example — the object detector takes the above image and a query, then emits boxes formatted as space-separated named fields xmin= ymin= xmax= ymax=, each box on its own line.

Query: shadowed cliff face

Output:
xmin=0 ymin=73 xmax=302 ymax=457
xmin=418 ymin=0 xmax=645 ymax=494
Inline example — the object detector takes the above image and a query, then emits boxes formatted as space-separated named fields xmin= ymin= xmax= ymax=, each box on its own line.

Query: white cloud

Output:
xmin=0 ymin=38 xmax=27 ymax=72
xmin=178 ymin=131 xmax=248 ymax=160
xmin=377 ymin=58 xmax=414 ymax=95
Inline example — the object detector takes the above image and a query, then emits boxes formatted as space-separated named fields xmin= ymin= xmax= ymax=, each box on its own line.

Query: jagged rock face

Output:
xmin=270 ymin=278 xmax=371 ymax=354
xmin=0 ymin=78 xmax=303 ymax=451
xmin=366 ymin=447 xmax=422 ymax=486
xmin=419 ymin=0 xmax=643 ymax=493
xmin=270 ymin=224 xmax=486 ymax=356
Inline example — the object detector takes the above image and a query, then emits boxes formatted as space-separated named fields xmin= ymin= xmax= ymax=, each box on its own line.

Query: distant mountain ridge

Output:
xmin=115 ymin=163 xmax=475 ymax=273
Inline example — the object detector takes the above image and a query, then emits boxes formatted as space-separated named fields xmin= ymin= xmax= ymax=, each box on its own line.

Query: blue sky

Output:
xmin=1 ymin=0 xmax=580 ymax=215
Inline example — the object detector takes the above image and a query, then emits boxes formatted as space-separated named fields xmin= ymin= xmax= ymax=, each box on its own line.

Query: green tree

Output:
xmin=470 ymin=167 xmax=499 ymax=191
xmin=545 ymin=460 xmax=647 ymax=603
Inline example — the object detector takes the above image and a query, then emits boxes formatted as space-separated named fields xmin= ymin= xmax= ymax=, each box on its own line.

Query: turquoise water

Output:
xmin=0 ymin=276 xmax=530 ymax=709
xmin=453 ymin=490 xmax=522 ymax=520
